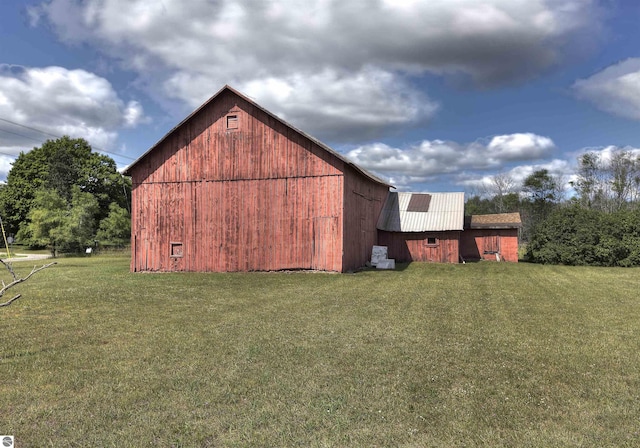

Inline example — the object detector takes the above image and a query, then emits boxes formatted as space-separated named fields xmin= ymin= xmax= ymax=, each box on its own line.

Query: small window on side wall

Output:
xmin=426 ymin=237 xmax=437 ymax=246
xmin=226 ymin=114 xmax=238 ymax=130
xmin=170 ymin=242 xmax=184 ymax=258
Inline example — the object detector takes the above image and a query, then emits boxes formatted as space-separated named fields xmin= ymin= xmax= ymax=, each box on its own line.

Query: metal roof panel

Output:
xmin=377 ymin=192 xmax=465 ymax=232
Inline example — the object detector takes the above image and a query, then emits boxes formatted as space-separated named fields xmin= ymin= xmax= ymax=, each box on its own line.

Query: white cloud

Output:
xmin=159 ymin=69 xmax=439 ymax=143
xmin=346 ymin=132 xmax=556 ymax=189
xmin=455 ymin=159 xmax=574 ymax=196
xmin=574 ymin=144 xmax=640 ymax=163
xmin=487 ymin=133 xmax=555 ymax=160
xmin=572 ymin=58 xmax=640 ymax=121
xmin=122 ymin=100 xmax=148 ymax=127
xmin=240 ymin=68 xmax=439 ymax=141
xmin=503 ymin=159 xmax=572 ymax=185
xmin=0 ymin=64 xmax=147 ymax=153
xmin=31 ymin=0 xmax=601 ymax=141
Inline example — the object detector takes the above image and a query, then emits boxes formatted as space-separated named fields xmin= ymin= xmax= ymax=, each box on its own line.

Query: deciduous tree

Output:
xmin=17 ymin=182 xmax=101 ymax=256
xmin=572 ymin=149 xmax=640 ymax=212
xmin=0 ymin=136 xmax=130 ymax=236
xmin=97 ymin=203 xmax=131 ymax=247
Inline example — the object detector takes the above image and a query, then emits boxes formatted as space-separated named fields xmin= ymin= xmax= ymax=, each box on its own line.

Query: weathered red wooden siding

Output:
xmin=342 ymin=166 xmax=389 ymax=271
xmin=129 ymin=89 xmax=346 ymax=272
xmin=460 ymin=229 xmax=519 ymax=262
xmin=378 ymin=231 xmax=461 ymax=263
xmin=133 ymin=91 xmax=343 ymax=185
xmin=131 ymin=177 xmax=343 ymax=272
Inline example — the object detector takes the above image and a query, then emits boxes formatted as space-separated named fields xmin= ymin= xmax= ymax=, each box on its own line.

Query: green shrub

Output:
xmin=527 ymin=206 xmax=640 ymax=266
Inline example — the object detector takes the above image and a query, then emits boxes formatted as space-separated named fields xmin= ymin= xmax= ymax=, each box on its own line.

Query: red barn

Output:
xmin=460 ymin=213 xmax=522 ymax=262
xmin=124 ymin=85 xmax=390 ymax=272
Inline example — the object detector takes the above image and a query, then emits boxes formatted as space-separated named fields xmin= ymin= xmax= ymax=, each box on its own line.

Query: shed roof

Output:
xmin=377 ymin=192 xmax=465 ymax=232
xmin=123 ymin=85 xmax=391 ymax=187
xmin=467 ymin=212 xmax=522 ymax=229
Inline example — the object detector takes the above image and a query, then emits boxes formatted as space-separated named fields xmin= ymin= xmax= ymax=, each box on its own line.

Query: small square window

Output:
xmin=226 ymin=114 xmax=238 ymax=130
xmin=170 ymin=242 xmax=184 ymax=258
xmin=426 ymin=237 xmax=437 ymax=245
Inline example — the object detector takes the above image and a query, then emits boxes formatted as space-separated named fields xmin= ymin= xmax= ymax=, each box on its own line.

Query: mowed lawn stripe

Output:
xmin=1 ymin=256 xmax=639 ymax=447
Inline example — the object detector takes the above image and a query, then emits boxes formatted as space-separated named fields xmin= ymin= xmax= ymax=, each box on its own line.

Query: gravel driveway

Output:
xmin=1 ymin=253 xmax=53 ymax=262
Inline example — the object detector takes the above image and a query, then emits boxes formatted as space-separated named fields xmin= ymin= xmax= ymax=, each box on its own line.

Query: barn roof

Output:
xmin=377 ymin=192 xmax=465 ymax=232
xmin=466 ymin=212 xmax=522 ymax=229
xmin=123 ymin=85 xmax=391 ymax=187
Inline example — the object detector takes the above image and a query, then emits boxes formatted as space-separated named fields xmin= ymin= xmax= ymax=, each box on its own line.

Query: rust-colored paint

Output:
xmin=342 ymin=166 xmax=389 ymax=271
xmin=132 ymin=92 xmax=343 ymax=185
xmin=378 ymin=231 xmax=461 ymax=264
xmin=459 ymin=229 xmax=519 ymax=262
xmin=131 ymin=177 xmax=344 ymax=272
xmin=128 ymin=87 xmax=388 ymax=272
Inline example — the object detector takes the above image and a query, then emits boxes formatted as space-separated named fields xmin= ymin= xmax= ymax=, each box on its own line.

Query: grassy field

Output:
xmin=1 ymin=255 xmax=639 ymax=447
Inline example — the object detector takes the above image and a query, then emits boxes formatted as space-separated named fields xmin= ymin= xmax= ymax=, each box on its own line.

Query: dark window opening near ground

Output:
xmin=170 ymin=242 xmax=184 ymax=258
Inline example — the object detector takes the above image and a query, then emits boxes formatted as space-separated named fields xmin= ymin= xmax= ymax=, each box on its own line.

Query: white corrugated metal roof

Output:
xmin=377 ymin=192 xmax=465 ymax=232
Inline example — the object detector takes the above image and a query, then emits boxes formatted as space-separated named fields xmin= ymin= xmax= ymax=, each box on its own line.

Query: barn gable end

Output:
xmin=125 ymin=85 xmax=390 ymax=273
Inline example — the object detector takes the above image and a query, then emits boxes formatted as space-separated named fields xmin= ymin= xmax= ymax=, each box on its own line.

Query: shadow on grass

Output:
xmin=353 ymin=262 xmax=412 ymax=273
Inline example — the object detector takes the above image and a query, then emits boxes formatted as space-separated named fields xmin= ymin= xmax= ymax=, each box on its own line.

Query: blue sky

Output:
xmin=1 ymin=0 xmax=640 ymax=194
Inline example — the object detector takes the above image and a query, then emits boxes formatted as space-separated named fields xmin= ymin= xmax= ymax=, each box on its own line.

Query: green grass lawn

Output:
xmin=1 ymin=256 xmax=640 ymax=447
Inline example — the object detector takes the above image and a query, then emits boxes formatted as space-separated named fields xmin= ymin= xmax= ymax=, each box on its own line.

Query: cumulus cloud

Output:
xmin=457 ymin=159 xmax=574 ymax=192
xmin=487 ymin=133 xmax=555 ymax=160
xmin=473 ymin=145 xmax=640 ymax=197
xmin=574 ymin=144 xmax=640 ymax=161
xmin=240 ymin=69 xmax=438 ymax=141
xmin=30 ymin=0 xmax=601 ymax=141
xmin=163 ymin=68 xmax=439 ymax=141
xmin=0 ymin=64 xmax=148 ymax=154
xmin=596 ymin=144 xmax=640 ymax=161
xmin=573 ymin=58 xmax=640 ymax=120
xmin=346 ymin=132 xmax=556 ymax=189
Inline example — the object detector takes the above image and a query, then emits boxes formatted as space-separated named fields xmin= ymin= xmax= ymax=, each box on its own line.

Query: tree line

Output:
xmin=0 ymin=136 xmax=131 ymax=256
xmin=466 ymin=149 xmax=640 ymax=266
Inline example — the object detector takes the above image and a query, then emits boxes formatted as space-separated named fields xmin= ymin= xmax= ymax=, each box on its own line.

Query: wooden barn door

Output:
xmin=483 ymin=233 xmax=500 ymax=254
xmin=312 ymin=217 xmax=338 ymax=271
xmin=134 ymin=232 xmax=151 ymax=272
xmin=133 ymin=234 xmax=138 ymax=272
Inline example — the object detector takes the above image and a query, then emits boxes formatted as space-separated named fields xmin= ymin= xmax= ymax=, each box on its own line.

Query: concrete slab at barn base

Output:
xmin=376 ymin=259 xmax=395 ymax=270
